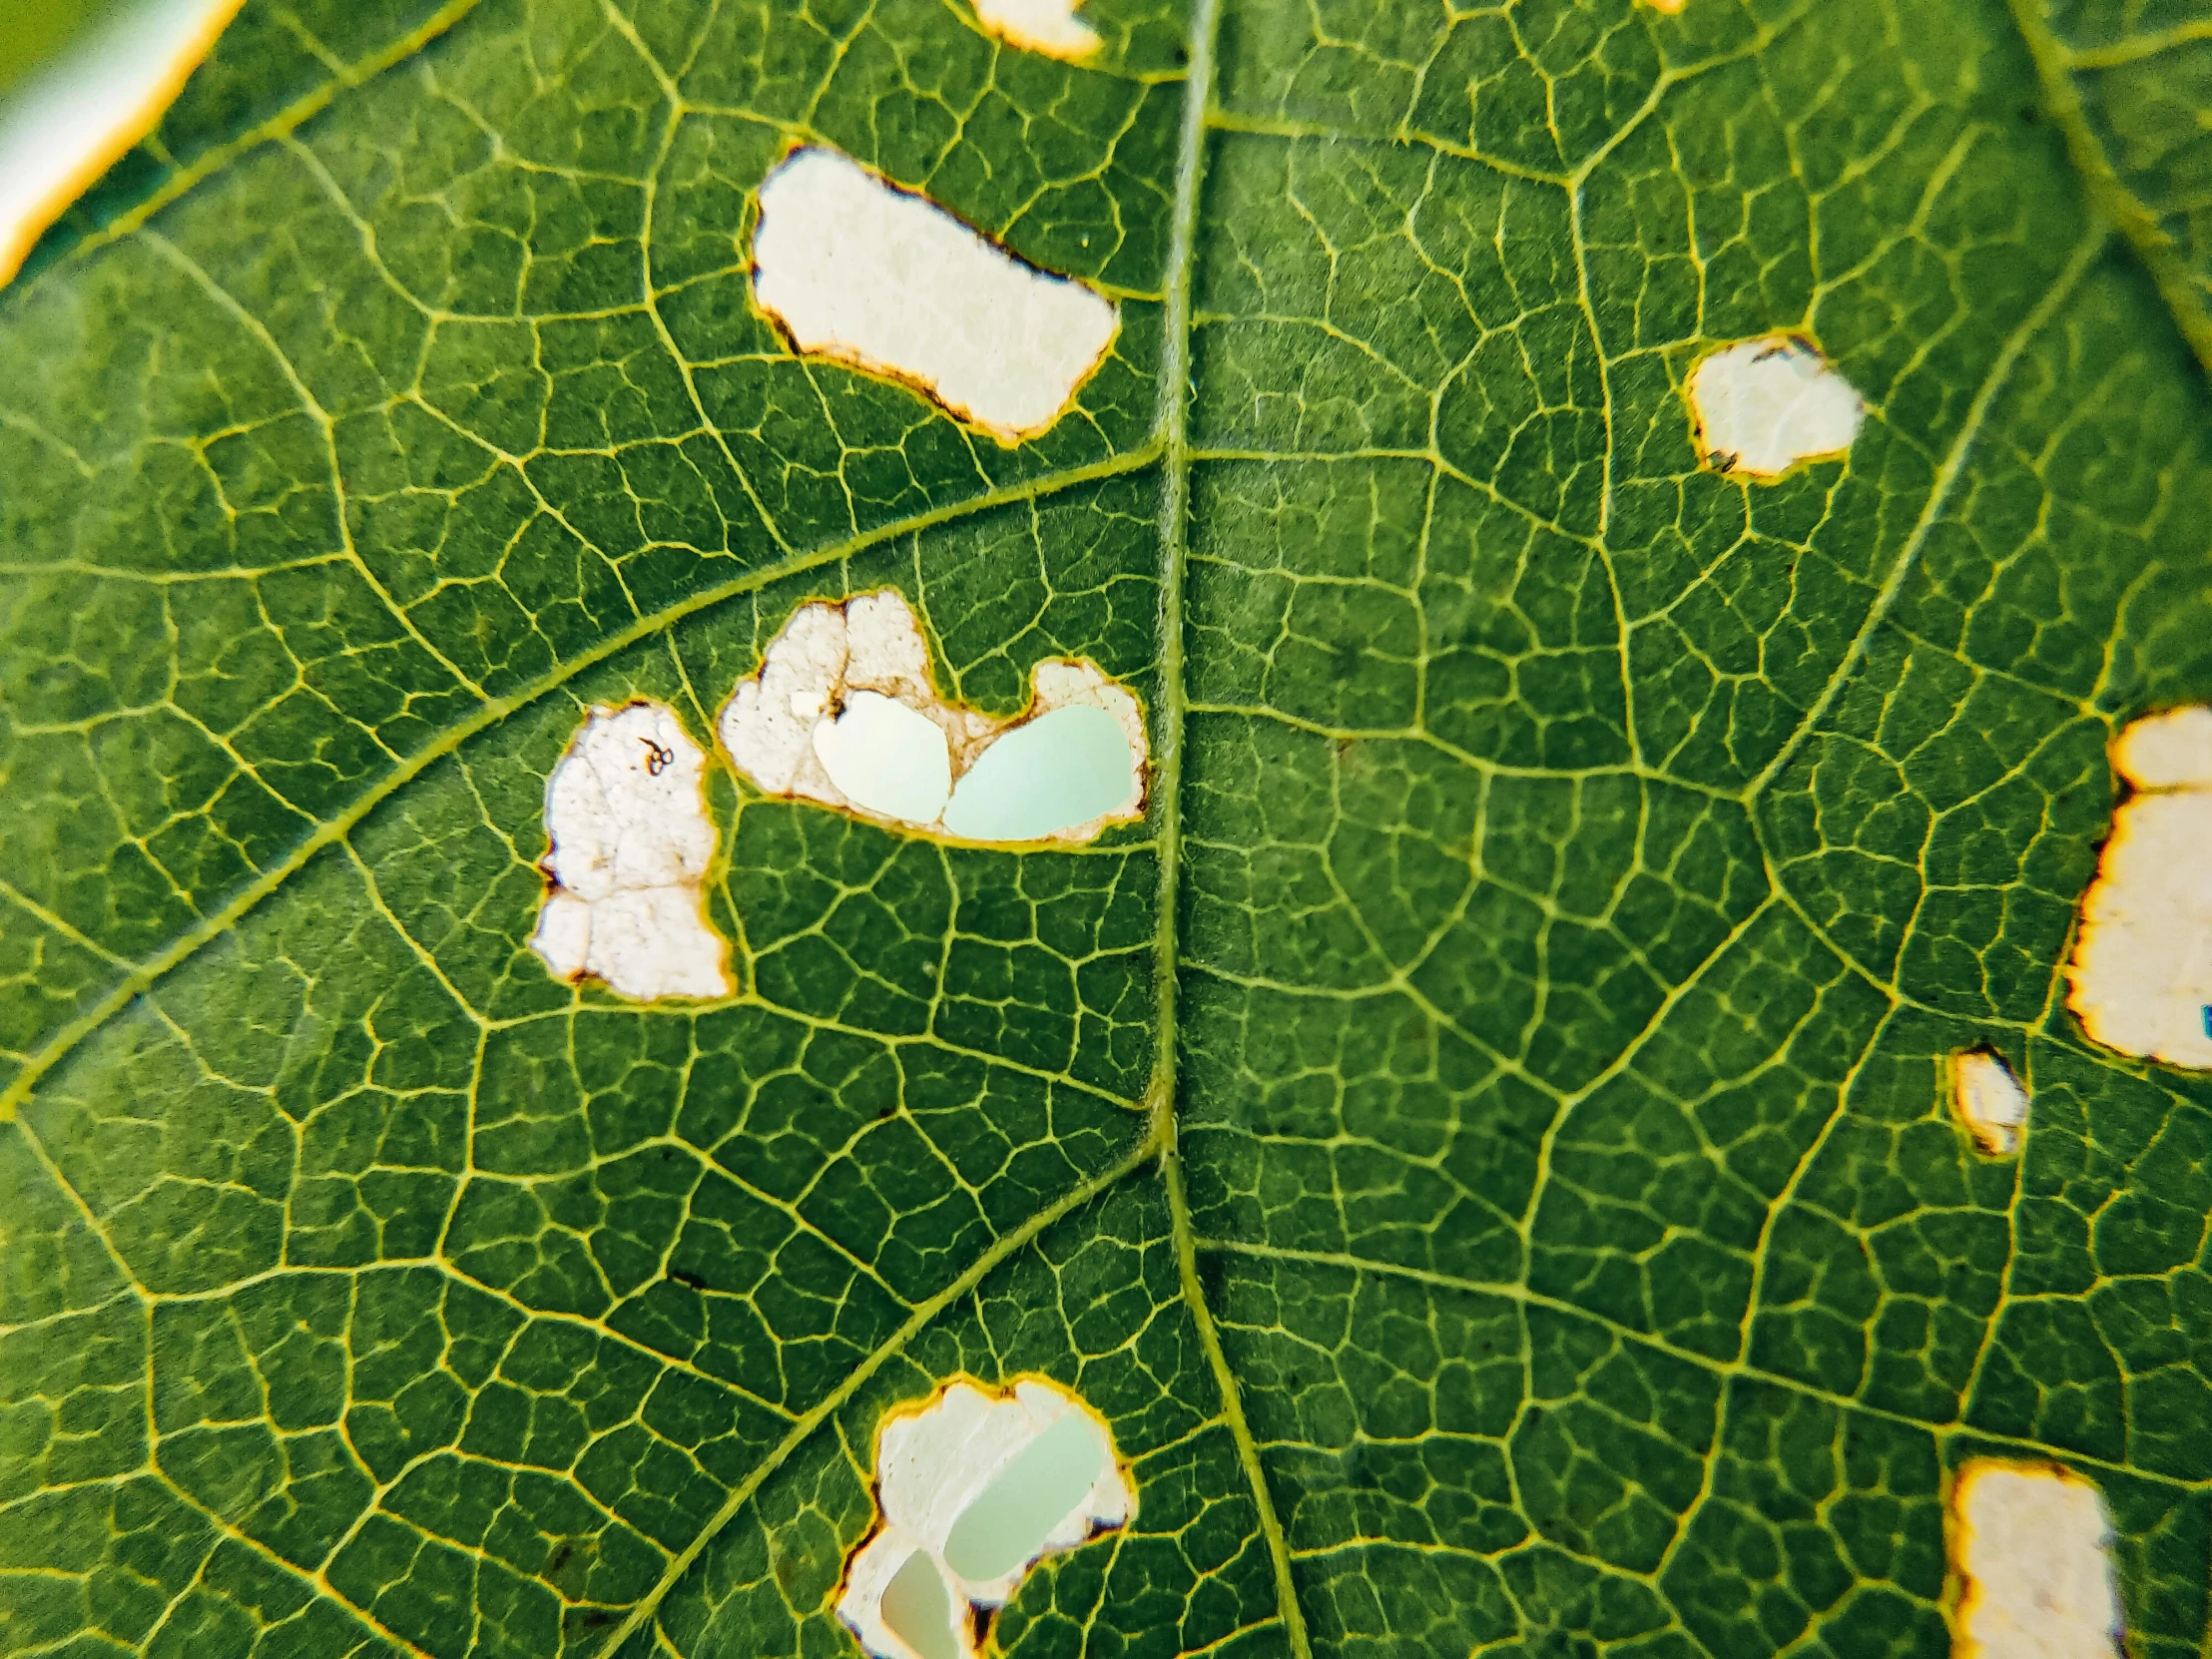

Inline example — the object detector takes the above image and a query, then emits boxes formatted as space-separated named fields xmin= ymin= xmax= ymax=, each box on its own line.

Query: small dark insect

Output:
xmin=640 ymin=737 xmax=675 ymax=776
xmin=668 ymin=1267 xmax=710 ymax=1291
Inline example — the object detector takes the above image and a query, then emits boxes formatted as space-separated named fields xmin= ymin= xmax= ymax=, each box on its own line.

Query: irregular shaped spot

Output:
xmin=0 ymin=0 xmax=243 ymax=284
xmin=751 ymin=147 xmax=1119 ymax=442
xmin=1684 ymin=334 xmax=1864 ymax=480
xmin=1951 ymin=1049 xmax=2029 ymax=1156
xmin=720 ymin=590 xmax=1145 ymax=843
xmin=968 ymin=0 xmax=1100 ymax=60
xmin=840 ymin=1378 xmax=1132 ymax=1659
xmin=529 ymin=702 xmax=733 ymax=1001
xmin=1951 ymin=1460 xmax=2122 ymax=1659
xmin=2066 ymin=706 xmax=2212 ymax=1069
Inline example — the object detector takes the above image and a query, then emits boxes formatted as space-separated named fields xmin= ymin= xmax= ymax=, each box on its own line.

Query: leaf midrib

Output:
xmin=1142 ymin=0 xmax=1319 ymax=1651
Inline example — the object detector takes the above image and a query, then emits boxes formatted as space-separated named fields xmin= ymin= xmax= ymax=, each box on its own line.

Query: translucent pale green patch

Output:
xmin=940 ymin=705 xmax=1137 ymax=843
xmin=940 ymin=1405 xmax=1112 ymax=1581
xmin=881 ymin=1550 xmax=963 ymax=1659
xmin=814 ymin=690 xmax=956 ymax=826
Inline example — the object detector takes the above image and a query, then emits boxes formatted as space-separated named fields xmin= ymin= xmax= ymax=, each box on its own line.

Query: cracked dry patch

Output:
xmin=0 ymin=0 xmax=246 ymax=284
xmin=841 ymin=1377 xmax=1133 ymax=1659
xmin=529 ymin=701 xmax=734 ymax=1002
xmin=750 ymin=147 xmax=1120 ymax=443
xmin=1951 ymin=1049 xmax=2029 ymax=1156
xmin=2066 ymin=706 xmax=2212 ymax=1069
xmin=720 ymin=589 xmax=1146 ymax=843
xmin=968 ymin=0 xmax=1101 ymax=60
xmin=1950 ymin=1461 xmax=2124 ymax=1659
xmin=1684 ymin=333 xmax=1865 ymax=479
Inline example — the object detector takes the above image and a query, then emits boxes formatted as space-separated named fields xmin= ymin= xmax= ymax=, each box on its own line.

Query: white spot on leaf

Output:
xmin=1951 ymin=1460 xmax=2123 ymax=1659
xmin=1685 ymin=333 xmax=1864 ymax=479
xmin=719 ymin=590 xmax=1145 ymax=843
xmin=530 ymin=702 xmax=733 ymax=1002
xmin=969 ymin=0 xmax=1101 ymax=59
xmin=751 ymin=147 xmax=1118 ymax=442
xmin=0 ymin=0 xmax=244 ymax=286
xmin=840 ymin=1378 xmax=1133 ymax=1659
xmin=1951 ymin=1050 xmax=2029 ymax=1156
xmin=2066 ymin=706 xmax=2212 ymax=1070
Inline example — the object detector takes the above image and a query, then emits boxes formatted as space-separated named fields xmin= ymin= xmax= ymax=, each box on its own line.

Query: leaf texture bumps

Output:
xmin=2 ymin=0 xmax=2211 ymax=1655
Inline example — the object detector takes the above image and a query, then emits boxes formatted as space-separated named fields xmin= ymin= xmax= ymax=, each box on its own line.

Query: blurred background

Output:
xmin=0 ymin=0 xmax=235 ymax=281
xmin=0 ymin=0 xmax=119 ymax=92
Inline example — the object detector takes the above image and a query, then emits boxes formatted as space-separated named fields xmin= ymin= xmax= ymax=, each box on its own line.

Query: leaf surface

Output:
xmin=3 ymin=0 xmax=2210 ymax=1654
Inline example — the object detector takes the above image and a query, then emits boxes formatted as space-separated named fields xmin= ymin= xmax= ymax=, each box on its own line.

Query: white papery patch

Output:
xmin=751 ymin=147 xmax=1118 ymax=441
xmin=1952 ymin=1461 xmax=2123 ymax=1659
xmin=970 ymin=0 xmax=1101 ymax=58
xmin=2066 ymin=706 xmax=2212 ymax=1069
xmin=1951 ymin=1050 xmax=2029 ymax=1156
xmin=1685 ymin=334 xmax=1864 ymax=479
xmin=840 ymin=1379 xmax=1132 ymax=1659
xmin=0 ymin=0 xmax=243 ymax=285
xmin=718 ymin=590 xmax=1144 ymax=843
xmin=530 ymin=703 xmax=732 ymax=1002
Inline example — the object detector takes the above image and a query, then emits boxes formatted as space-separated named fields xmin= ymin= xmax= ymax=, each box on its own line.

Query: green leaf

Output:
xmin=2 ymin=0 xmax=2209 ymax=1654
xmin=2009 ymin=0 xmax=2212 ymax=373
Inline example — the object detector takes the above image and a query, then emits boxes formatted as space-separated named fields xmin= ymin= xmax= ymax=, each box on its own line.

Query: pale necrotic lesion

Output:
xmin=966 ymin=0 xmax=1101 ymax=60
xmin=529 ymin=701 xmax=734 ymax=1002
xmin=840 ymin=1377 xmax=1134 ymax=1659
xmin=2066 ymin=706 xmax=2212 ymax=1070
xmin=749 ymin=147 xmax=1120 ymax=443
xmin=1683 ymin=333 xmax=1865 ymax=480
xmin=1949 ymin=1460 xmax=2124 ymax=1659
xmin=718 ymin=589 xmax=1147 ymax=845
xmin=1950 ymin=1049 xmax=2030 ymax=1157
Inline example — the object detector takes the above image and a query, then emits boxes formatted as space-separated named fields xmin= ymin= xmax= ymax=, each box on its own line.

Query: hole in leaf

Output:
xmin=529 ymin=701 xmax=732 ymax=1002
xmin=0 ymin=0 xmax=245 ymax=286
xmin=813 ymin=690 xmax=955 ymax=826
xmin=968 ymin=0 xmax=1100 ymax=59
xmin=1949 ymin=1049 xmax=2028 ymax=1156
xmin=721 ymin=590 xmax=1145 ymax=844
xmin=879 ymin=1550 xmax=962 ymax=1659
xmin=839 ymin=1378 xmax=1133 ymax=1659
xmin=1684 ymin=333 xmax=1864 ymax=479
xmin=1951 ymin=1459 xmax=2123 ymax=1659
xmin=751 ymin=146 xmax=1117 ymax=442
xmin=940 ymin=704 xmax=1136 ymax=843
xmin=941 ymin=1405 xmax=1112 ymax=1583
xmin=2067 ymin=705 xmax=2212 ymax=1069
